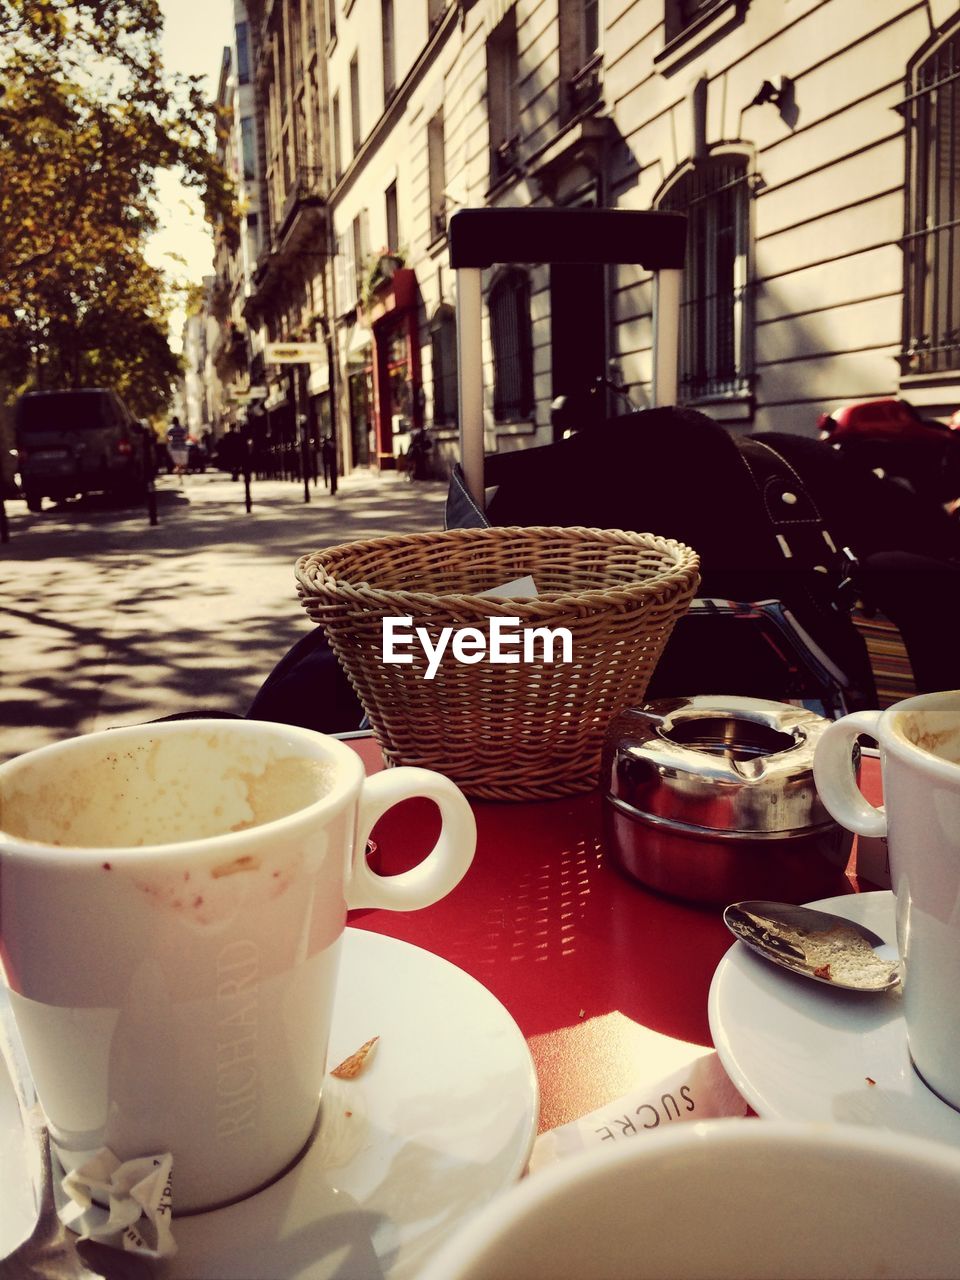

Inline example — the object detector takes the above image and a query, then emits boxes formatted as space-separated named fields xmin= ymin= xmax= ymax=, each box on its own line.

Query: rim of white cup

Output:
xmin=417 ymin=1118 xmax=960 ymax=1280
xmin=0 ymin=718 xmax=364 ymax=863
xmin=881 ymin=688 xmax=960 ymax=779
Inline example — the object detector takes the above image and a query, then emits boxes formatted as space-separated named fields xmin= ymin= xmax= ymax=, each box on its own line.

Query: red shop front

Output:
xmin=366 ymin=267 xmax=422 ymax=470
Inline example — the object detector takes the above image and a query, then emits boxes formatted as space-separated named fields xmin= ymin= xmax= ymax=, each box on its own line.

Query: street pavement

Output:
xmin=0 ymin=468 xmax=448 ymax=763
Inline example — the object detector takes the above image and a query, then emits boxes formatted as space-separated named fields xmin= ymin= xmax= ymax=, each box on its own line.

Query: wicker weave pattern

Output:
xmin=296 ymin=526 xmax=700 ymax=800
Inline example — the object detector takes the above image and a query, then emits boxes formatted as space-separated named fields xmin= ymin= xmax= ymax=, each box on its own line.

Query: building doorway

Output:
xmin=384 ymin=326 xmax=414 ymax=442
xmin=372 ymin=313 xmax=420 ymax=465
xmin=348 ymin=365 xmax=373 ymax=468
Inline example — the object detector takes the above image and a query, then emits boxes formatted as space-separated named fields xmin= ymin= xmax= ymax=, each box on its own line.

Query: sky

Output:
xmin=146 ymin=0 xmax=235 ymax=347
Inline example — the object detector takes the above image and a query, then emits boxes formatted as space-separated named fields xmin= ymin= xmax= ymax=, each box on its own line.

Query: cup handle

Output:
xmin=813 ymin=710 xmax=887 ymax=838
xmin=346 ymin=768 xmax=477 ymax=911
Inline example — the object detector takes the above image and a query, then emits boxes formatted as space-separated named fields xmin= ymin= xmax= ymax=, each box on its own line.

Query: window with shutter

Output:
xmin=332 ymin=92 xmax=343 ymax=180
xmin=381 ymin=0 xmax=396 ymax=104
xmin=486 ymin=10 xmax=521 ymax=185
xmin=558 ymin=0 xmax=602 ymax=124
xmin=427 ymin=109 xmax=446 ymax=241
xmin=349 ymin=53 xmax=361 ymax=155
xmin=431 ymin=306 xmax=458 ymax=426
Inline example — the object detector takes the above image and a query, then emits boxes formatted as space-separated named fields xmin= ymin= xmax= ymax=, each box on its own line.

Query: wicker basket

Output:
xmin=295 ymin=526 xmax=700 ymax=801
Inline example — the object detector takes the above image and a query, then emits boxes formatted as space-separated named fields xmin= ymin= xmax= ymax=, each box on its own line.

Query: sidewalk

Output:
xmin=0 ymin=469 xmax=448 ymax=763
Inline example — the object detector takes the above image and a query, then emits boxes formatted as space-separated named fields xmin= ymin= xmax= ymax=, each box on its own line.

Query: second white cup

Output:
xmin=813 ymin=689 xmax=960 ymax=1110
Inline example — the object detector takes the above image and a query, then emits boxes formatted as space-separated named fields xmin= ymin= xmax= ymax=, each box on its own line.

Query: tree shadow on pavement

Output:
xmin=0 ymin=474 xmax=447 ymax=761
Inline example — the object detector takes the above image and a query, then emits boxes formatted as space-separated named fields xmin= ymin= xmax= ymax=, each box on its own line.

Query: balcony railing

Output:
xmin=431 ymin=201 xmax=448 ymax=241
xmin=566 ymin=53 xmax=603 ymax=117
xmin=276 ymin=164 xmax=326 ymax=248
xmin=491 ymin=135 xmax=521 ymax=184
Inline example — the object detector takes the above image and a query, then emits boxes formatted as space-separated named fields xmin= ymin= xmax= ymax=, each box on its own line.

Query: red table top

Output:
xmin=346 ymin=737 xmax=881 ymax=1133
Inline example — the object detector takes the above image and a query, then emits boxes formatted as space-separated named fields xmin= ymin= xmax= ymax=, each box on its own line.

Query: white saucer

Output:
xmin=0 ymin=929 xmax=539 ymax=1278
xmin=709 ymin=890 xmax=960 ymax=1143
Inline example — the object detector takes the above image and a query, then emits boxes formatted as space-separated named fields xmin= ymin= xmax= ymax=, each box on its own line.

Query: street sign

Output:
xmin=265 ymin=342 xmax=327 ymax=364
xmin=228 ymin=387 xmax=269 ymax=403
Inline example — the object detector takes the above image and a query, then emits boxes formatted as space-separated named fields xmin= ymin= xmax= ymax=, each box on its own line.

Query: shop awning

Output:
xmin=345 ymin=323 xmax=373 ymax=366
xmin=307 ymin=363 xmax=330 ymax=396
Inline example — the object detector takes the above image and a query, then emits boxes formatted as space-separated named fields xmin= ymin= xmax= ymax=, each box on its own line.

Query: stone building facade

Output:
xmin=234 ymin=0 xmax=333 ymax=481
xmin=211 ymin=0 xmax=960 ymax=478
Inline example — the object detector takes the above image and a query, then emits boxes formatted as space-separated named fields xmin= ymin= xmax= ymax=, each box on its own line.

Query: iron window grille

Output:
xmin=489 ymin=269 xmax=534 ymax=422
xmin=660 ymin=156 xmax=752 ymax=401
xmin=900 ymin=25 xmax=960 ymax=376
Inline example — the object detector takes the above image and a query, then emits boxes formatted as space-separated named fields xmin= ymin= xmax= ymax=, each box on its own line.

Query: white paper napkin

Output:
xmin=529 ymin=1051 xmax=750 ymax=1173
xmin=59 ymin=1148 xmax=176 ymax=1258
xmin=479 ymin=574 xmax=539 ymax=599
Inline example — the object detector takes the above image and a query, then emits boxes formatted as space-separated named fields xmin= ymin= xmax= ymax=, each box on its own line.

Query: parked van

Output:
xmin=14 ymin=389 xmax=153 ymax=512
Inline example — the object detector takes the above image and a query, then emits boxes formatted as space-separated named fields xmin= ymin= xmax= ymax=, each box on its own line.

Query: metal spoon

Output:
xmin=722 ymin=900 xmax=901 ymax=993
xmin=0 ymin=1106 xmax=151 ymax=1279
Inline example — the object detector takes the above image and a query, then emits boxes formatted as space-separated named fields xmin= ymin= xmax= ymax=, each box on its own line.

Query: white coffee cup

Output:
xmin=813 ymin=689 xmax=960 ymax=1110
xmin=0 ymin=719 xmax=476 ymax=1212
xmin=418 ymin=1120 xmax=960 ymax=1279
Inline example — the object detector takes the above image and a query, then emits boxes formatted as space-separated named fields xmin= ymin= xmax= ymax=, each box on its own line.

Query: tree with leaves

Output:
xmin=0 ymin=0 xmax=237 ymax=425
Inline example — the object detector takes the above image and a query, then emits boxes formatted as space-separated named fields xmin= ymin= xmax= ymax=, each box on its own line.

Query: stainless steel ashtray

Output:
xmin=600 ymin=695 xmax=856 ymax=906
